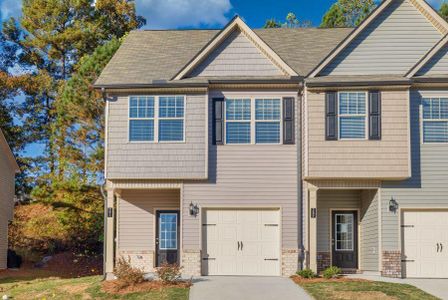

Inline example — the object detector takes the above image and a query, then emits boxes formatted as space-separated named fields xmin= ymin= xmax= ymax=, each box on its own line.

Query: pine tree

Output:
xmin=320 ymin=0 xmax=376 ymax=28
xmin=440 ymin=2 xmax=448 ymax=22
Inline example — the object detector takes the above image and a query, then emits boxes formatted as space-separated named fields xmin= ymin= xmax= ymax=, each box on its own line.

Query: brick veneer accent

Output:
xmin=182 ymin=249 xmax=201 ymax=277
xmin=117 ymin=250 xmax=154 ymax=273
xmin=382 ymin=250 xmax=401 ymax=278
xmin=282 ymin=249 xmax=299 ymax=276
xmin=317 ymin=252 xmax=331 ymax=273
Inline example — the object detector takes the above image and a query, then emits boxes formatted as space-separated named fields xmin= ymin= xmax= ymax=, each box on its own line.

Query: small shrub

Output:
xmin=114 ymin=256 xmax=145 ymax=288
xmin=155 ymin=262 xmax=183 ymax=284
xmin=296 ymin=268 xmax=316 ymax=279
xmin=322 ymin=266 xmax=341 ymax=279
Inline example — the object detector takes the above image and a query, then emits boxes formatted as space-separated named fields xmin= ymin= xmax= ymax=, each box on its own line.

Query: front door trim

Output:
xmin=156 ymin=209 xmax=180 ymax=266
xmin=330 ymin=208 xmax=360 ymax=269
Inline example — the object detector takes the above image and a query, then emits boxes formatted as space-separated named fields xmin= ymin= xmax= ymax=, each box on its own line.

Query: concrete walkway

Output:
xmin=189 ymin=276 xmax=312 ymax=300
xmin=347 ymin=274 xmax=448 ymax=300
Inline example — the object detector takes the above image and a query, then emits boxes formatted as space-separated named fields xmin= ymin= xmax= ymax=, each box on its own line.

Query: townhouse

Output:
xmin=95 ymin=0 xmax=448 ymax=279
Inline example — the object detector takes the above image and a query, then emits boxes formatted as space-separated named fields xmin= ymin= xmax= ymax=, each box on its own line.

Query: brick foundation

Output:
xmin=117 ymin=250 xmax=154 ymax=273
xmin=282 ymin=249 xmax=299 ymax=276
xmin=381 ymin=250 xmax=401 ymax=278
xmin=181 ymin=249 xmax=201 ymax=277
xmin=317 ymin=252 xmax=331 ymax=273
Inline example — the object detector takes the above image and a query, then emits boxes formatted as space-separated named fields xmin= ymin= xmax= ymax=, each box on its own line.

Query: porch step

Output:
xmin=341 ymin=268 xmax=362 ymax=274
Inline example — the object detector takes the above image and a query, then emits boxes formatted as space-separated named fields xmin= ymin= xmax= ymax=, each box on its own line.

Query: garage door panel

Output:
xmin=202 ymin=209 xmax=280 ymax=276
xmin=403 ymin=210 xmax=448 ymax=278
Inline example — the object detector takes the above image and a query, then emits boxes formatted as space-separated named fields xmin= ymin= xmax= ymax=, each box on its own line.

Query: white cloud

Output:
xmin=135 ymin=0 xmax=232 ymax=29
xmin=0 ymin=0 xmax=22 ymax=21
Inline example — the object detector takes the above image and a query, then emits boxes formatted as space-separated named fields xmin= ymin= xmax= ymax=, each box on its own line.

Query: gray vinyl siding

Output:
xmin=182 ymin=91 xmax=299 ymax=250
xmin=117 ymin=189 xmax=180 ymax=251
xmin=360 ymin=190 xmax=379 ymax=271
xmin=0 ymin=149 xmax=15 ymax=269
xmin=381 ymin=89 xmax=448 ymax=250
xmin=320 ymin=0 xmax=442 ymax=76
xmin=416 ymin=45 xmax=448 ymax=76
xmin=106 ymin=94 xmax=207 ymax=179
xmin=189 ymin=29 xmax=282 ymax=77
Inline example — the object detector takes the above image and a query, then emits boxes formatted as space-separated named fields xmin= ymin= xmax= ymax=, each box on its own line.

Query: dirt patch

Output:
xmin=332 ymin=291 xmax=397 ymax=300
xmin=59 ymin=282 xmax=91 ymax=294
xmin=102 ymin=280 xmax=191 ymax=295
xmin=291 ymin=275 xmax=370 ymax=284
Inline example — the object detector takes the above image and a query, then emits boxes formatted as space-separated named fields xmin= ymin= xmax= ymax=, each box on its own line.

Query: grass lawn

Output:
xmin=0 ymin=275 xmax=189 ymax=300
xmin=293 ymin=277 xmax=440 ymax=300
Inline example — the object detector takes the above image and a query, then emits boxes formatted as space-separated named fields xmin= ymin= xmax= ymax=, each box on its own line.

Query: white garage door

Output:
xmin=202 ymin=209 xmax=280 ymax=276
xmin=402 ymin=210 xmax=448 ymax=278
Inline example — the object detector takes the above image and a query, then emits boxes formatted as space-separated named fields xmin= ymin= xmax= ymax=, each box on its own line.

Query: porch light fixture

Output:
xmin=189 ymin=202 xmax=199 ymax=217
xmin=389 ymin=197 xmax=398 ymax=213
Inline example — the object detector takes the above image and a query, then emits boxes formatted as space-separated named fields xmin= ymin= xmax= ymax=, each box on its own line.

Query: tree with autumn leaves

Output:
xmin=1 ymin=0 xmax=144 ymax=253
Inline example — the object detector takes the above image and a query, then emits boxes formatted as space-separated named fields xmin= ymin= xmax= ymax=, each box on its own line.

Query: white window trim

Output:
xmin=337 ymin=91 xmax=368 ymax=141
xmin=128 ymin=95 xmax=186 ymax=144
xmin=224 ymin=97 xmax=283 ymax=145
xmin=421 ymin=97 xmax=448 ymax=144
xmin=158 ymin=213 xmax=178 ymax=250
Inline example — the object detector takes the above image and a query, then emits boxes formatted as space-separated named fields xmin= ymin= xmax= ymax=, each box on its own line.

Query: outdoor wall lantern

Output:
xmin=389 ymin=197 xmax=399 ymax=213
xmin=189 ymin=202 xmax=199 ymax=217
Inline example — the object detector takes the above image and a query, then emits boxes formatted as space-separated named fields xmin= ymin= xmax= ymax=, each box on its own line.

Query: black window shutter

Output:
xmin=325 ymin=92 xmax=338 ymax=140
xmin=213 ymin=98 xmax=224 ymax=145
xmin=369 ymin=91 xmax=381 ymax=140
xmin=283 ymin=97 xmax=295 ymax=144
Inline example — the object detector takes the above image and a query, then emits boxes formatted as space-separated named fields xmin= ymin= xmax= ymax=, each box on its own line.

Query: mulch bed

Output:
xmin=291 ymin=275 xmax=370 ymax=284
xmin=102 ymin=280 xmax=192 ymax=295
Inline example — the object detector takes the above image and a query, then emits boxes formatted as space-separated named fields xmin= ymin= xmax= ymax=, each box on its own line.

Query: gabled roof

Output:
xmin=0 ymin=129 xmax=20 ymax=173
xmin=94 ymin=27 xmax=351 ymax=87
xmin=173 ymin=16 xmax=297 ymax=80
xmin=308 ymin=0 xmax=448 ymax=78
xmin=406 ymin=34 xmax=448 ymax=77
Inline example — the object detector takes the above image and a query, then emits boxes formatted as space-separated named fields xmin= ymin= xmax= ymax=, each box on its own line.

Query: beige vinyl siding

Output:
xmin=317 ymin=190 xmax=360 ymax=252
xmin=306 ymin=89 xmax=410 ymax=179
xmin=189 ymin=29 xmax=282 ymax=78
xmin=117 ymin=189 xmax=180 ymax=251
xmin=381 ymin=89 xmax=448 ymax=250
xmin=182 ymin=91 xmax=299 ymax=250
xmin=0 ymin=150 xmax=15 ymax=269
xmin=320 ymin=0 xmax=442 ymax=76
xmin=416 ymin=45 xmax=448 ymax=76
xmin=360 ymin=190 xmax=379 ymax=271
xmin=106 ymin=94 xmax=207 ymax=179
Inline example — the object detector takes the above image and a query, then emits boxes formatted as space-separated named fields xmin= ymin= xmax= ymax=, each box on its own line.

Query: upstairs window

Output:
xmin=129 ymin=96 xmax=185 ymax=142
xmin=225 ymin=99 xmax=251 ymax=144
xmin=129 ymin=96 xmax=155 ymax=141
xmin=338 ymin=92 xmax=367 ymax=139
xmin=422 ymin=98 xmax=448 ymax=143
xmin=255 ymin=99 xmax=281 ymax=143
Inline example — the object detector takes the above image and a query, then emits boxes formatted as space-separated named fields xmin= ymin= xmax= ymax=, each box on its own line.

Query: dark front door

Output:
xmin=332 ymin=211 xmax=358 ymax=269
xmin=156 ymin=210 xmax=180 ymax=266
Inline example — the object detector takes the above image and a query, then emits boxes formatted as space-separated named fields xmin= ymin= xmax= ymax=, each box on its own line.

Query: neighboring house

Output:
xmin=0 ymin=129 xmax=19 ymax=269
xmin=95 ymin=0 xmax=448 ymax=279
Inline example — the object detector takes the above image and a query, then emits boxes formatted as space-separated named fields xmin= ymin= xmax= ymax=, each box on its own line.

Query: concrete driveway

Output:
xmin=347 ymin=274 xmax=448 ymax=300
xmin=189 ymin=276 xmax=312 ymax=300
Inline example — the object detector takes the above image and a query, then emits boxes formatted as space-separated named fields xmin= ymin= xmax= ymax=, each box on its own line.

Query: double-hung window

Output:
xmin=255 ymin=99 xmax=281 ymax=143
xmin=422 ymin=98 xmax=448 ymax=143
xmin=129 ymin=96 xmax=155 ymax=141
xmin=225 ymin=99 xmax=251 ymax=144
xmin=338 ymin=92 xmax=367 ymax=139
xmin=129 ymin=96 xmax=185 ymax=142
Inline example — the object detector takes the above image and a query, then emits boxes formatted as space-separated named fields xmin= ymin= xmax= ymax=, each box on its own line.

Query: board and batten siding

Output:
xmin=0 ymin=149 xmax=15 ymax=269
xmin=106 ymin=94 xmax=207 ymax=179
xmin=306 ymin=89 xmax=410 ymax=179
xmin=381 ymin=89 xmax=448 ymax=250
xmin=189 ymin=29 xmax=282 ymax=78
xmin=416 ymin=45 xmax=448 ymax=76
xmin=182 ymin=91 xmax=300 ymax=250
xmin=320 ymin=0 xmax=442 ymax=76
xmin=317 ymin=189 xmax=379 ymax=271
xmin=117 ymin=189 xmax=180 ymax=251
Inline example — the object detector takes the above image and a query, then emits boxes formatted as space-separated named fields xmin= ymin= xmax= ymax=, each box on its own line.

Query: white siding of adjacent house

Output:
xmin=0 ymin=147 xmax=15 ymax=269
xmin=381 ymin=89 xmax=448 ymax=250
xmin=106 ymin=94 xmax=207 ymax=179
xmin=416 ymin=45 xmax=448 ymax=76
xmin=189 ymin=29 xmax=283 ymax=78
xmin=320 ymin=0 xmax=442 ymax=76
